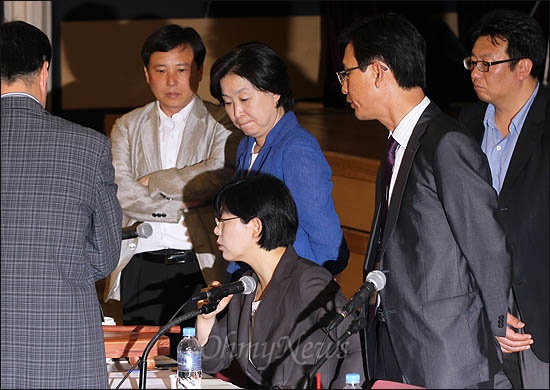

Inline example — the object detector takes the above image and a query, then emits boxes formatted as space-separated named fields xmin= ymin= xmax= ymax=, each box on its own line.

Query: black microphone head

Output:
xmin=239 ymin=275 xmax=257 ymax=295
xmin=136 ymin=222 xmax=153 ymax=238
xmin=366 ymin=270 xmax=386 ymax=291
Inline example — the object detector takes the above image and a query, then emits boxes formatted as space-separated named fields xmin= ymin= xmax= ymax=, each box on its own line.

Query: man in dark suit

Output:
xmin=338 ymin=13 xmax=511 ymax=388
xmin=1 ymin=21 xmax=122 ymax=388
xmin=459 ymin=9 xmax=549 ymax=388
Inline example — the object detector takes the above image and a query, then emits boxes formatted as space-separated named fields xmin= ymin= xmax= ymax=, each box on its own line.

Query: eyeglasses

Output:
xmin=463 ymin=57 xmax=524 ymax=72
xmin=336 ymin=66 xmax=361 ymax=85
xmin=336 ymin=62 xmax=389 ymax=85
xmin=214 ymin=216 xmax=240 ymax=229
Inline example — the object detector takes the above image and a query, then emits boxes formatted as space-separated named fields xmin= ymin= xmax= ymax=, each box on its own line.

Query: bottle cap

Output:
xmin=345 ymin=373 xmax=360 ymax=384
xmin=182 ymin=327 xmax=196 ymax=337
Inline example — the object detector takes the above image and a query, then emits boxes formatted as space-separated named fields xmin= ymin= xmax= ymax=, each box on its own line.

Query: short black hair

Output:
xmin=210 ymin=42 xmax=294 ymax=112
xmin=0 ymin=20 xmax=52 ymax=84
xmin=469 ymin=9 xmax=547 ymax=80
xmin=141 ymin=24 xmax=206 ymax=68
xmin=339 ymin=13 xmax=426 ymax=89
xmin=214 ymin=174 xmax=298 ymax=251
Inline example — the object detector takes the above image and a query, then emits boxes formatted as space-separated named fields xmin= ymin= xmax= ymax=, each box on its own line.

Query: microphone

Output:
xmin=122 ymin=222 xmax=153 ymax=240
xmin=327 ymin=270 xmax=386 ymax=331
xmin=194 ymin=276 xmax=257 ymax=301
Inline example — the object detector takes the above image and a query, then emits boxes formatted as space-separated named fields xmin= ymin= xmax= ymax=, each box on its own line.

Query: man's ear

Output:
xmin=143 ymin=66 xmax=150 ymax=84
xmin=373 ymin=62 xmax=387 ymax=88
xmin=40 ymin=62 xmax=49 ymax=89
xmin=516 ymin=58 xmax=533 ymax=81
xmin=251 ymin=217 xmax=263 ymax=239
xmin=38 ymin=61 xmax=49 ymax=106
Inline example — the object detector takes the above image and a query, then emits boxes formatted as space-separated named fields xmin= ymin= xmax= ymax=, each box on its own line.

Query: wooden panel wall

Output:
xmin=60 ymin=16 xmax=322 ymax=110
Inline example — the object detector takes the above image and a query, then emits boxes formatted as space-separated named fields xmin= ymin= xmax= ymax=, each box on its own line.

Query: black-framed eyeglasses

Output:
xmin=214 ymin=216 xmax=240 ymax=229
xmin=463 ymin=57 xmax=524 ymax=72
xmin=336 ymin=62 xmax=389 ymax=85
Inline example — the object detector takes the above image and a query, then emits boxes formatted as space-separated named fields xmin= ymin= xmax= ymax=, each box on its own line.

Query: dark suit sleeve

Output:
xmin=201 ymin=310 xmax=234 ymax=374
xmin=87 ymin=137 xmax=122 ymax=280
xmin=433 ymin=129 xmax=510 ymax=336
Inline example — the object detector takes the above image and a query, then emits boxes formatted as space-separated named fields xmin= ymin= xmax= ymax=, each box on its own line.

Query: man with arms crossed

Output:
xmin=104 ymin=25 xmax=241 ymax=331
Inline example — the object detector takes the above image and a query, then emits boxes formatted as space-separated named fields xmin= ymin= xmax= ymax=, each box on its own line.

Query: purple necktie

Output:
xmin=380 ymin=136 xmax=398 ymax=229
xmin=368 ymin=136 xmax=398 ymax=320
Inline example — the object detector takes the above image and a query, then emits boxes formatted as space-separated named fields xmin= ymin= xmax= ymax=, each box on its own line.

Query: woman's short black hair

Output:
xmin=214 ymin=174 xmax=298 ymax=251
xmin=210 ymin=42 xmax=294 ymax=112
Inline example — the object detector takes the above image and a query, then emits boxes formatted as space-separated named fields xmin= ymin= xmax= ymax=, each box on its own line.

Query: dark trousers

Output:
xmin=121 ymin=250 xmax=206 ymax=358
xmin=373 ymin=316 xmax=404 ymax=384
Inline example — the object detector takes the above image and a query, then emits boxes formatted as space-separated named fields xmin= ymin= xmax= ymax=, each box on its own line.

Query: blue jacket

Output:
xmin=230 ymin=111 xmax=348 ymax=275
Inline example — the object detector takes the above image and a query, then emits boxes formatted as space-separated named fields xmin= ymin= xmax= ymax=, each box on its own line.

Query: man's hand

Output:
xmin=138 ymin=175 xmax=150 ymax=187
xmin=496 ymin=312 xmax=533 ymax=353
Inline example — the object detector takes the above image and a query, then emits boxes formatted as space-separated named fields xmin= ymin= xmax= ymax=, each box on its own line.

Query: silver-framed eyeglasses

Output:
xmin=463 ymin=57 xmax=524 ymax=72
xmin=336 ymin=66 xmax=361 ymax=85
xmin=336 ymin=62 xmax=389 ymax=85
xmin=215 ymin=216 xmax=240 ymax=229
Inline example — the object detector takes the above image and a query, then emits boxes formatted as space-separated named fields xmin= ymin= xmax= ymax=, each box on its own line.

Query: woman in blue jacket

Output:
xmin=210 ymin=42 xmax=349 ymax=277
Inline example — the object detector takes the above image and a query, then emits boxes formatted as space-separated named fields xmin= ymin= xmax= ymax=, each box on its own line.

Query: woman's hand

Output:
xmin=195 ymin=281 xmax=233 ymax=346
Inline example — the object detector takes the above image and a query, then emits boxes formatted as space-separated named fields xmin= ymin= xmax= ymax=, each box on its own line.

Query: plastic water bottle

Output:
xmin=343 ymin=373 xmax=362 ymax=389
xmin=177 ymin=327 xmax=202 ymax=389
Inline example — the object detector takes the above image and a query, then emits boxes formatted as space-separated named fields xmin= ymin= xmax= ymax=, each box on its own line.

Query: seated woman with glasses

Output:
xmin=210 ymin=42 xmax=349 ymax=278
xmin=196 ymin=174 xmax=365 ymax=389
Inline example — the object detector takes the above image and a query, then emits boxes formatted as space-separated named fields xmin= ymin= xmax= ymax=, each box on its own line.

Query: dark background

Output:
xmin=5 ymin=1 xmax=546 ymax=132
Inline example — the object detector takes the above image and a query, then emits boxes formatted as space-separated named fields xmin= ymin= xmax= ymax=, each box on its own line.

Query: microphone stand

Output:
xmin=138 ymin=300 xmax=220 ymax=390
xmin=298 ymin=317 xmax=368 ymax=390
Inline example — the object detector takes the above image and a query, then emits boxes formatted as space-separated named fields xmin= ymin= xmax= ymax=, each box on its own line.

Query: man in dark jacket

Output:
xmin=459 ymin=9 xmax=549 ymax=389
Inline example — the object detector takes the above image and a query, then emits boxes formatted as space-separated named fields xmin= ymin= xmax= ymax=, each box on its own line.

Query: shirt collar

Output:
xmin=156 ymin=95 xmax=196 ymax=125
xmin=1 ymin=92 xmax=42 ymax=106
xmin=483 ymin=83 xmax=539 ymax=136
xmin=391 ymin=96 xmax=431 ymax=148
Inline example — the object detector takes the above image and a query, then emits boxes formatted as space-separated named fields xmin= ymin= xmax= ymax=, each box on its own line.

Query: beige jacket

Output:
xmin=104 ymin=96 xmax=241 ymax=301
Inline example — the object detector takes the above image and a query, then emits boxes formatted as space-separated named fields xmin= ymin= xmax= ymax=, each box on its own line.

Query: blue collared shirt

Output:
xmin=482 ymin=84 xmax=539 ymax=193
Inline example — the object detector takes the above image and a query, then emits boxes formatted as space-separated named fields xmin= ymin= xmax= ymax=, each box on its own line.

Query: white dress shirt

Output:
xmin=388 ymin=96 xmax=431 ymax=204
xmin=136 ymin=99 xmax=195 ymax=253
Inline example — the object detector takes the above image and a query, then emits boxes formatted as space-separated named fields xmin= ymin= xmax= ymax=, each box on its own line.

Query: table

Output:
xmin=107 ymin=358 xmax=241 ymax=389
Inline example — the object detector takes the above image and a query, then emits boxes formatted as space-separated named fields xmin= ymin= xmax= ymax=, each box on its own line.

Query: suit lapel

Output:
xmin=177 ymin=98 xmax=204 ymax=166
xmin=380 ymin=103 xmax=440 ymax=255
xmin=141 ymin=107 xmax=162 ymax=172
xmin=249 ymin=145 xmax=273 ymax=173
xmin=501 ymin=87 xmax=547 ymax=193
xmin=251 ymin=250 xmax=294 ymax=343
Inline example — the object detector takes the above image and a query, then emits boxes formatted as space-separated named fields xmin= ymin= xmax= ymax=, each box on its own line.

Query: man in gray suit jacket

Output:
xmin=1 ymin=21 xmax=122 ymax=388
xmin=103 ymin=25 xmax=241 ymax=331
xmin=338 ymin=14 xmax=511 ymax=388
